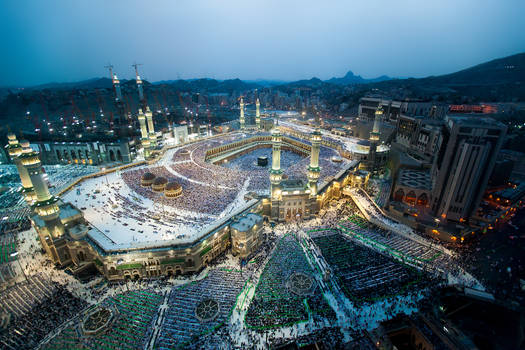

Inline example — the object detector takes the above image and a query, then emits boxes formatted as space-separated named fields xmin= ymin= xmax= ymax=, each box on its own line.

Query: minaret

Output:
xmin=270 ymin=122 xmax=283 ymax=199
xmin=113 ymin=73 xmax=123 ymax=102
xmin=239 ymin=97 xmax=245 ymax=130
xmin=369 ymin=106 xmax=382 ymax=172
xmin=133 ymin=63 xmax=146 ymax=111
xmin=145 ymin=106 xmax=157 ymax=148
xmin=18 ymin=142 xmax=64 ymax=238
xmin=106 ymin=64 xmax=125 ymax=126
xmin=6 ymin=134 xmax=35 ymax=203
xmin=138 ymin=108 xmax=151 ymax=158
xmin=270 ymin=122 xmax=283 ymax=219
xmin=307 ymin=126 xmax=322 ymax=196
xmin=255 ymin=98 xmax=261 ymax=129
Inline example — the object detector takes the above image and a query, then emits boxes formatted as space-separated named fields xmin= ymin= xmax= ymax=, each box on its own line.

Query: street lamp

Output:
xmin=101 ymin=167 xmax=109 ymax=187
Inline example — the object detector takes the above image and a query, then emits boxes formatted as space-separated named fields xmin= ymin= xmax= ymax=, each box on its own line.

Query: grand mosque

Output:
xmin=6 ymin=100 xmax=387 ymax=281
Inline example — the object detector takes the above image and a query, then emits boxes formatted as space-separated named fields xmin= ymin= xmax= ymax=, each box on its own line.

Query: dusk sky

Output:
xmin=1 ymin=0 xmax=524 ymax=86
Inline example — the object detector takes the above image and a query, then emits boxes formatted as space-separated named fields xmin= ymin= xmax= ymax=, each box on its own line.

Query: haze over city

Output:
xmin=1 ymin=0 xmax=524 ymax=86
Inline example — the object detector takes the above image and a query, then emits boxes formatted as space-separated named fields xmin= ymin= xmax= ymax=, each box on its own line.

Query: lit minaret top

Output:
xmin=370 ymin=105 xmax=382 ymax=142
xmin=18 ymin=141 xmax=64 ymax=237
xmin=6 ymin=134 xmax=35 ymax=203
xmin=6 ymin=133 xmax=22 ymax=158
xmin=255 ymin=98 xmax=261 ymax=129
xmin=239 ymin=97 xmax=245 ymax=130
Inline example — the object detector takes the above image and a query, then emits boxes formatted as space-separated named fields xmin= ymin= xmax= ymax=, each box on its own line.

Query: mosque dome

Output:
xmin=152 ymin=176 xmax=168 ymax=192
xmin=164 ymin=182 xmax=182 ymax=198
xmin=140 ymin=172 xmax=156 ymax=187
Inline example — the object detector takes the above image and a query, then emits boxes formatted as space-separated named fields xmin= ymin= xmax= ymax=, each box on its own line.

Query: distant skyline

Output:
xmin=1 ymin=0 xmax=524 ymax=86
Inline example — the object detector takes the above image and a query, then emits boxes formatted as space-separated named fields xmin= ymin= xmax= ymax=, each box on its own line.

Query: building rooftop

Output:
xmin=447 ymin=115 xmax=506 ymax=128
xmin=230 ymin=213 xmax=262 ymax=232
xmin=281 ymin=179 xmax=305 ymax=190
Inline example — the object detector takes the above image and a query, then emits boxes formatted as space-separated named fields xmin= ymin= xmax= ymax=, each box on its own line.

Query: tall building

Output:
xmin=239 ymin=97 xmax=245 ymax=130
xmin=431 ymin=116 xmax=507 ymax=223
xmin=255 ymin=98 xmax=261 ymax=129
xmin=145 ymin=106 xmax=157 ymax=148
xmin=395 ymin=115 xmax=443 ymax=164
xmin=359 ymin=97 xmax=448 ymax=122
xmin=359 ymin=97 xmax=401 ymax=122
xmin=6 ymin=134 xmax=36 ymax=203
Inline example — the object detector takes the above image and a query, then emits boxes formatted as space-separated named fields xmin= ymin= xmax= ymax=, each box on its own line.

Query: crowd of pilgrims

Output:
xmin=0 ymin=207 xmax=31 ymax=234
xmin=0 ymin=275 xmax=88 ymax=350
xmin=44 ymin=164 xmax=99 ymax=192
xmin=121 ymin=166 xmax=238 ymax=216
xmin=72 ymin=178 xmax=215 ymax=242
xmin=119 ymin=134 xmax=350 ymax=216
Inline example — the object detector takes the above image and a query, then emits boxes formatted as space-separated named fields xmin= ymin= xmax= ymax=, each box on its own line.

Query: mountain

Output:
xmin=420 ymin=52 xmax=525 ymax=86
xmin=26 ymin=78 xmax=115 ymax=90
xmin=351 ymin=52 xmax=525 ymax=102
xmin=244 ymin=79 xmax=288 ymax=87
xmin=163 ymin=78 xmax=261 ymax=93
xmin=327 ymin=71 xmax=391 ymax=85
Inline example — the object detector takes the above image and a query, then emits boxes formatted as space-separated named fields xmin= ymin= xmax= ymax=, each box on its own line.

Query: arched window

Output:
xmin=405 ymin=191 xmax=417 ymax=206
xmin=394 ymin=188 xmax=405 ymax=202
xmin=417 ymin=193 xmax=429 ymax=206
xmin=109 ymin=150 xmax=115 ymax=162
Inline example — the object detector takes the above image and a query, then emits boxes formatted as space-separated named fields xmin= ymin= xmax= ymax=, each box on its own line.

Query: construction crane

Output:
xmin=132 ymin=62 xmax=143 ymax=80
xmin=26 ymin=110 xmax=42 ymax=138
xmin=70 ymin=94 xmax=86 ymax=128
xmin=36 ymin=93 xmax=52 ymax=136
